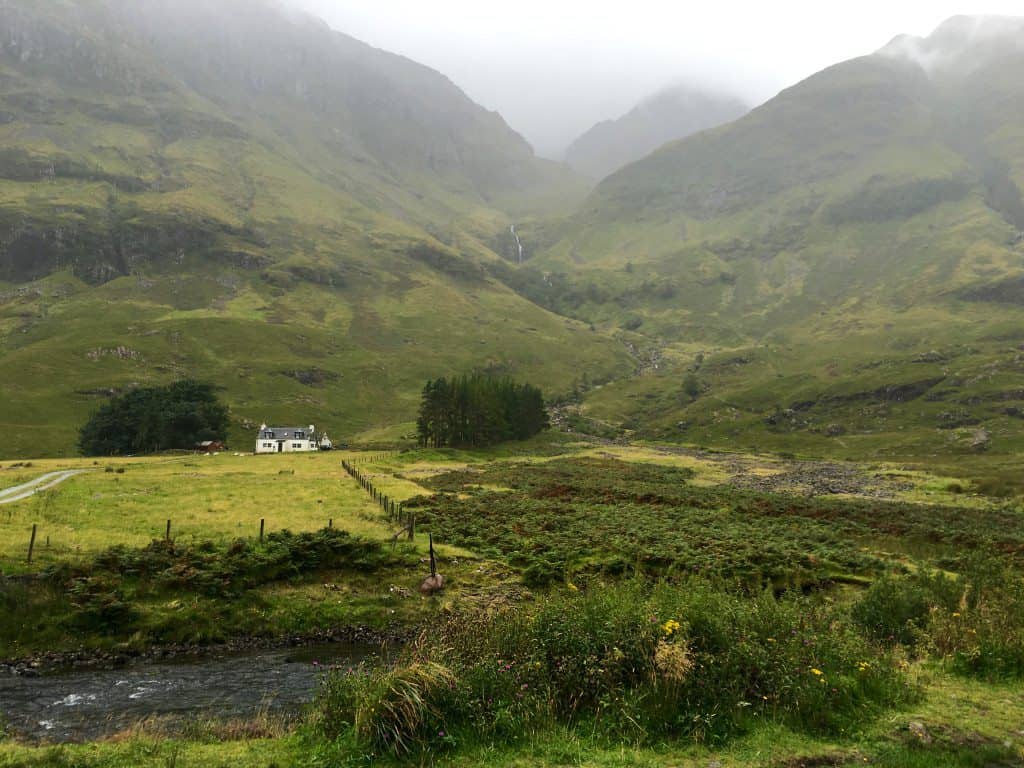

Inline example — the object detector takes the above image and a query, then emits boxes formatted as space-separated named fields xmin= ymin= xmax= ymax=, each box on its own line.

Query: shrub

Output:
xmin=922 ymin=560 xmax=1024 ymax=680
xmin=314 ymin=581 xmax=912 ymax=755
xmin=66 ymin=575 xmax=138 ymax=632
xmin=852 ymin=573 xmax=960 ymax=646
xmin=69 ymin=529 xmax=388 ymax=598
xmin=852 ymin=561 xmax=1024 ymax=680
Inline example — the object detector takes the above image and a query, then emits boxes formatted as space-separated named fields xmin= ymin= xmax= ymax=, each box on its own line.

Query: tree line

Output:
xmin=78 ymin=380 xmax=229 ymax=456
xmin=416 ymin=375 xmax=549 ymax=448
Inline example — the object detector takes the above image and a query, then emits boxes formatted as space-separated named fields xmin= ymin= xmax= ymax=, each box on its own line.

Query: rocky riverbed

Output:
xmin=647 ymin=445 xmax=918 ymax=498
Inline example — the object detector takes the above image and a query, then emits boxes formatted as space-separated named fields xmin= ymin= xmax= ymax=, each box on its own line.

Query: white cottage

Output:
xmin=255 ymin=424 xmax=321 ymax=454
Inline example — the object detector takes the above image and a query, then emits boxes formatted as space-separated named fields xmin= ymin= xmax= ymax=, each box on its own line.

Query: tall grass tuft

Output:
xmin=316 ymin=660 xmax=456 ymax=756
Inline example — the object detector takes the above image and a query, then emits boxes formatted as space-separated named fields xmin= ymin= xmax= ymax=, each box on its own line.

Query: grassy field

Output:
xmin=0 ymin=452 xmax=398 ymax=570
xmin=0 ymin=450 xmax=503 ymax=659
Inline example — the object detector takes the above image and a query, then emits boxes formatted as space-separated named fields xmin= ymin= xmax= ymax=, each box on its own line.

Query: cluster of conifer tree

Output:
xmin=416 ymin=375 xmax=549 ymax=448
xmin=78 ymin=380 xmax=229 ymax=455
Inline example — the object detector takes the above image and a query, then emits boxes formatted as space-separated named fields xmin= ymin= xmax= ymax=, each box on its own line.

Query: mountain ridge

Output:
xmin=563 ymin=84 xmax=748 ymax=181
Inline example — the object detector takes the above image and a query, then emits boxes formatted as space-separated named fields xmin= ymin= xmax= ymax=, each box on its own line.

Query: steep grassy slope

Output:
xmin=564 ymin=85 xmax=748 ymax=181
xmin=0 ymin=0 xmax=627 ymax=456
xmin=526 ymin=16 xmax=1024 ymax=458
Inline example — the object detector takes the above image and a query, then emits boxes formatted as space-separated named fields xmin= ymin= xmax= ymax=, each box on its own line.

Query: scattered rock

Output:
xmin=971 ymin=428 xmax=992 ymax=452
xmin=908 ymin=720 xmax=932 ymax=744
xmin=86 ymin=346 xmax=142 ymax=362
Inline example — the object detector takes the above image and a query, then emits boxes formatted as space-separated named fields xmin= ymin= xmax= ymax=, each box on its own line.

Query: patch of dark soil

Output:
xmin=959 ymin=275 xmax=1024 ymax=305
xmin=790 ymin=377 xmax=945 ymax=411
xmin=771 ymin=755 xmax=846 ymax=768
xmin=278 ymin=368 xmax=341 ymax=387
xmin=533 ymin=483 xmax=574 ymax=499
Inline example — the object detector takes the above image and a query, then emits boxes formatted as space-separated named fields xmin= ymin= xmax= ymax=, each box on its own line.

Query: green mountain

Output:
xmin=564 ymin=85 xmax=748 ymax=181
xmin=533 ymin=16 xmax=1024 ymax=459
xmin=0 ymin=0 xmax=629 ymax=456
xmin=5 ymin=6 xmax=1024 ymax=462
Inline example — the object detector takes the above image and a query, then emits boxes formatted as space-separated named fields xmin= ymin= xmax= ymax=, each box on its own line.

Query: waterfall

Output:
xmin=510 ymin=224 xmax=524 ymax=265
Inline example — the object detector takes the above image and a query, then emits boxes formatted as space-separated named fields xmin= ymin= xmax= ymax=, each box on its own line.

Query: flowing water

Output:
xmin=510 ymin=224 xmax=524 ymax=264
xmin=0 ymin=643 xmax=375 ymax=743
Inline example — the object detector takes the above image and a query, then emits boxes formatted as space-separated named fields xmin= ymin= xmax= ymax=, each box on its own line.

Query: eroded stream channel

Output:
xmin=0 ymin=643 xmax=376 ymax=743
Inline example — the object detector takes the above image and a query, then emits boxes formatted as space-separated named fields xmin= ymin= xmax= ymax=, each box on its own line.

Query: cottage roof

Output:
xmin=259 ymin=426 xmax=314 ymax=439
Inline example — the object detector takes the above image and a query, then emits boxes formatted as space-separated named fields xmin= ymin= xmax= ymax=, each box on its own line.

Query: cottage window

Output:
xmin=293 ymin=442 xmax=302 ymax=448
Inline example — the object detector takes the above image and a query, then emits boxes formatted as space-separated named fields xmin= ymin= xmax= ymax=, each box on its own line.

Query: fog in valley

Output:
xmin=288 ymin=0 xmax=1024 ymax=156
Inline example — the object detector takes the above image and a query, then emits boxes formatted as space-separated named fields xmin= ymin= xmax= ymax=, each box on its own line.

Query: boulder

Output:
xmin=420 ymin=574 xmax=445 ymax=595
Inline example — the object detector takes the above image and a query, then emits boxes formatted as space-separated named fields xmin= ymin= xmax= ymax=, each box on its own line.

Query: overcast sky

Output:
xmin=289 ymin=1 xmax=1023 ymax=157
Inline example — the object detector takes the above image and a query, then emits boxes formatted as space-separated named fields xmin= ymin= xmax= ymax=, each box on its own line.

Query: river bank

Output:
xmin=0 ymin=624 xmax=405 ymax=678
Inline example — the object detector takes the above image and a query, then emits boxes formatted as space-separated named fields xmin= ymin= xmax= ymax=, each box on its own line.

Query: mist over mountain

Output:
xmin=879 ymin=14 xmax=1024 ymax=74
xmin=564 ymin=85 xmax=749 ymax=181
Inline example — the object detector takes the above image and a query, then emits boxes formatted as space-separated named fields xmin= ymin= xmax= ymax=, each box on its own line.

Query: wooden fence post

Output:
xmin=260 ymin=518 xmax=265 ymax=542
xmin=408 ymin=514 xmax=415 ymax=541
xmin=27 ymin=524 xmax=37 ymax=564
xmin=166 ymin=520 xmax=171 ymax=541
xmin=328 ymin=518 xmax=333 ymax=529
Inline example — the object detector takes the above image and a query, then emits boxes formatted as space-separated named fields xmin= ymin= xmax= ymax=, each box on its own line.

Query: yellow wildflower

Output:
xmin=811 ymin=668 xmax=823 ymax=676
xmin=662 ymin=619 xmax=682 ymax=637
